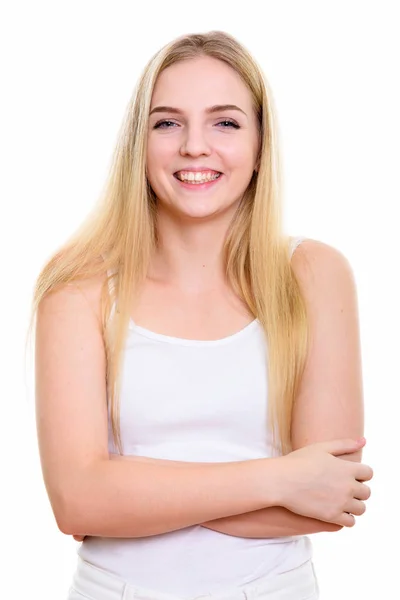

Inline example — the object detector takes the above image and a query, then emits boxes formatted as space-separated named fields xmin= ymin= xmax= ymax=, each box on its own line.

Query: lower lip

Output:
xmin=174 ymin=174 xmax=223 ymax=191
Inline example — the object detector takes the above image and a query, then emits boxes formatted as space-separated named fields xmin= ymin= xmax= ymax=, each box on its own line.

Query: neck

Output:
xmin=149 ymin=209 xmax=234 ymax=293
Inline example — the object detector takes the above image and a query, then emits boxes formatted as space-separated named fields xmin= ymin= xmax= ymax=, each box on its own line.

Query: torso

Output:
xmin=130 ymin=277 xmax=255 ymax=341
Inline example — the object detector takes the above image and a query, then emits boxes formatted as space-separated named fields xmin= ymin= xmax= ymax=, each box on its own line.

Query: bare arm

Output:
xmin=200 ymin=240 xmax=365 ymax=538
xmin=201 ymin=507 xmax=342 ymax=538
xmin=65 ymin=241 xmax=365 ymax=541
xmin=105 ymin=455 xmax=341 ymax=538
xmin=35 ymin=278 xmax=282 ymax=538
xmin=68 ymin=455 xmax=281 ymax=537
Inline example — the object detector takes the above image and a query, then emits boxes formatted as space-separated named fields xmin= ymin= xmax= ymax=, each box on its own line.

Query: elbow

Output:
xmin=48 ymin=475 xmax=91 ymax=535
xmin=56 ymin=514 xmax=74 ymax=535
xmin=46 ymin=490 xmax=77 ymax=535
xmin=52 ymin=459 xmax=108 ymax=535
xmin=52 ymin=491 xmax=82 ymax=535
xmin=56 ymin=497 xmax=92 ymax=535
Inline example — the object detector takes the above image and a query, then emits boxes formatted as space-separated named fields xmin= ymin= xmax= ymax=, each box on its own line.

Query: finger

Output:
xmin=354 ymin=482 xmax=371 ymax=501
xmin=346 ymin=499 xmax=366 ymax=517
xmin=339 ymin=512 xmax=356 ymax=528
xmin=357 ymin=465 xmax=374 ymax=482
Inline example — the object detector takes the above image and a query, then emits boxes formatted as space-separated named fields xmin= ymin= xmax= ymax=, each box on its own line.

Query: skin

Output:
xmin=71 ymin=55 xmax=370 ymax=541
xmin=74 ymin=54 xmax=261 ymax=540
xmin=144 ymin=55 xmax=260 ymax=290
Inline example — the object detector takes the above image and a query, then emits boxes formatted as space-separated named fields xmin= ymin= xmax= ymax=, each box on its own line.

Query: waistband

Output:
xmin=69 ymin=556 xmax=319 ymax=600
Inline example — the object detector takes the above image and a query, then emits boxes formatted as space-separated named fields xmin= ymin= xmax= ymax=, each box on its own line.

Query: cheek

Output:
xmin=218 ymin=138 xmax=256 ymax=169
xmin=147 ymin=134 xmax=177 ymax=162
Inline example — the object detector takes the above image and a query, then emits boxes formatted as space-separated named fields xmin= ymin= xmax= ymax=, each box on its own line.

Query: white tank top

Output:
xmin=78 ymin=236 xmax=313 ymax=595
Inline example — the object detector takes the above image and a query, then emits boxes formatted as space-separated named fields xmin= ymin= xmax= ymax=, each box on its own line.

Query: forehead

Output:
xmin=150 ymin=56 xmax=253 ymax=110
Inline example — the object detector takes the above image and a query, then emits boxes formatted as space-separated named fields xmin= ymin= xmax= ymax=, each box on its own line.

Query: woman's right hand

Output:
xmin=277 ymin=438 xmax=373 ymax=527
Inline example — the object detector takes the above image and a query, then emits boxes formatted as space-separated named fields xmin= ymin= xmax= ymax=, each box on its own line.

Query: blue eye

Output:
xmin=153 ymin=119 xmax=240 ymax=130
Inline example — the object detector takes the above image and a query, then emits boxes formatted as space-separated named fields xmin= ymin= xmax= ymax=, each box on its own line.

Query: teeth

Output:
xmin=176 ymin=171 xmax=221 ymax=184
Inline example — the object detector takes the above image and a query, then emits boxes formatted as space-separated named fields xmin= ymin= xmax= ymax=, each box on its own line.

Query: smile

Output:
xmin=174 ymin=171 xmax=222 ymax=184
xmin=173 ymin=171 xmax=223 ymax=190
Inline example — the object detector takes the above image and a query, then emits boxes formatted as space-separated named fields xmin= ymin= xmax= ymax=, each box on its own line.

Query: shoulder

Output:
xmin=38 ymin=267 xmax=108 ymax=333
xmin=291 ymin=237 xmax=355 ymax=279
xmin=290 ymin=238 xmax=357 ymax=307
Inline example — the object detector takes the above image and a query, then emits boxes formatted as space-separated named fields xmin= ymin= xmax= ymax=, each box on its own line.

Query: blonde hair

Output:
xmin=27 ymin=31 xmax=308 ymax=457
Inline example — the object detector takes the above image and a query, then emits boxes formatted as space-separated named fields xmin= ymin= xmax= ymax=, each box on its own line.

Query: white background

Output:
xmin=1 ymin=1 xmax=398 ymax=598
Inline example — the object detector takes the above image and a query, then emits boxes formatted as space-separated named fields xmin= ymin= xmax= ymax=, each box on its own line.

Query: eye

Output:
xmin=153 ymin=120 xmax=178 ymax=129
xmin=153 ymin=119 xmax=241 ymax=130
xmin=216 ymin=120 xmax=240 ymax=129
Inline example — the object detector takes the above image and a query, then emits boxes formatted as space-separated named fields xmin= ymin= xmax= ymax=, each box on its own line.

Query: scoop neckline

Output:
xmin=128 ymin=317 xmax=260 ymax=347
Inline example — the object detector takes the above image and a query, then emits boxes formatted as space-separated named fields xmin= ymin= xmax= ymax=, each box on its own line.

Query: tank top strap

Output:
xmin=289 ymin=236 xmax=307 ymax=258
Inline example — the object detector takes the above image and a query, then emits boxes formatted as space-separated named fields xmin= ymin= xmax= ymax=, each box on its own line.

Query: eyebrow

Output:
xmin=149 ymin=104 xmax=247 ymax=117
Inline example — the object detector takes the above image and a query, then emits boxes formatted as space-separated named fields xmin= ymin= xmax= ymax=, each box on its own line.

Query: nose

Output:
xmin=179 ymin=123 xmax=212 ymax=157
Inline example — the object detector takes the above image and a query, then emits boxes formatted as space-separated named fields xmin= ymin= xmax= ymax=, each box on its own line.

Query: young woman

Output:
xmin=31 ymin=31 xmax=373 ymax=600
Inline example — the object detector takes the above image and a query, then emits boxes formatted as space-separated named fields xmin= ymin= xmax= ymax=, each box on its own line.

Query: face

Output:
xmin=146 ymin=56 xmax=260 ymax=221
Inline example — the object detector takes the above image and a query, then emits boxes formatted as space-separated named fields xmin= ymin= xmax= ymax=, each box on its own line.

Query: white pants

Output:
xmin=67 ymin=556 xmax=320 ymax=600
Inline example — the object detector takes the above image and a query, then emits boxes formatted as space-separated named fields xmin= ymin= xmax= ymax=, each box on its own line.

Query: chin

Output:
xmin=170 ymin=197 xmax=239 ymax=220
xmin=176 ymin=207 xmax=222 ymax=220
xmin=184 ymin=201 xmax=238 ymax=220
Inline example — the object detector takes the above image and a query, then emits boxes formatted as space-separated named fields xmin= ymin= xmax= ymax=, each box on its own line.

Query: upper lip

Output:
xmin=174 ymin=166 xmax=222 ymax=174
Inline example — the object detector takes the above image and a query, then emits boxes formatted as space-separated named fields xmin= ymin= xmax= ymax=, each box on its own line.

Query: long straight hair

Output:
xmin=27 ymin=31 xmax=309 ymax=457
